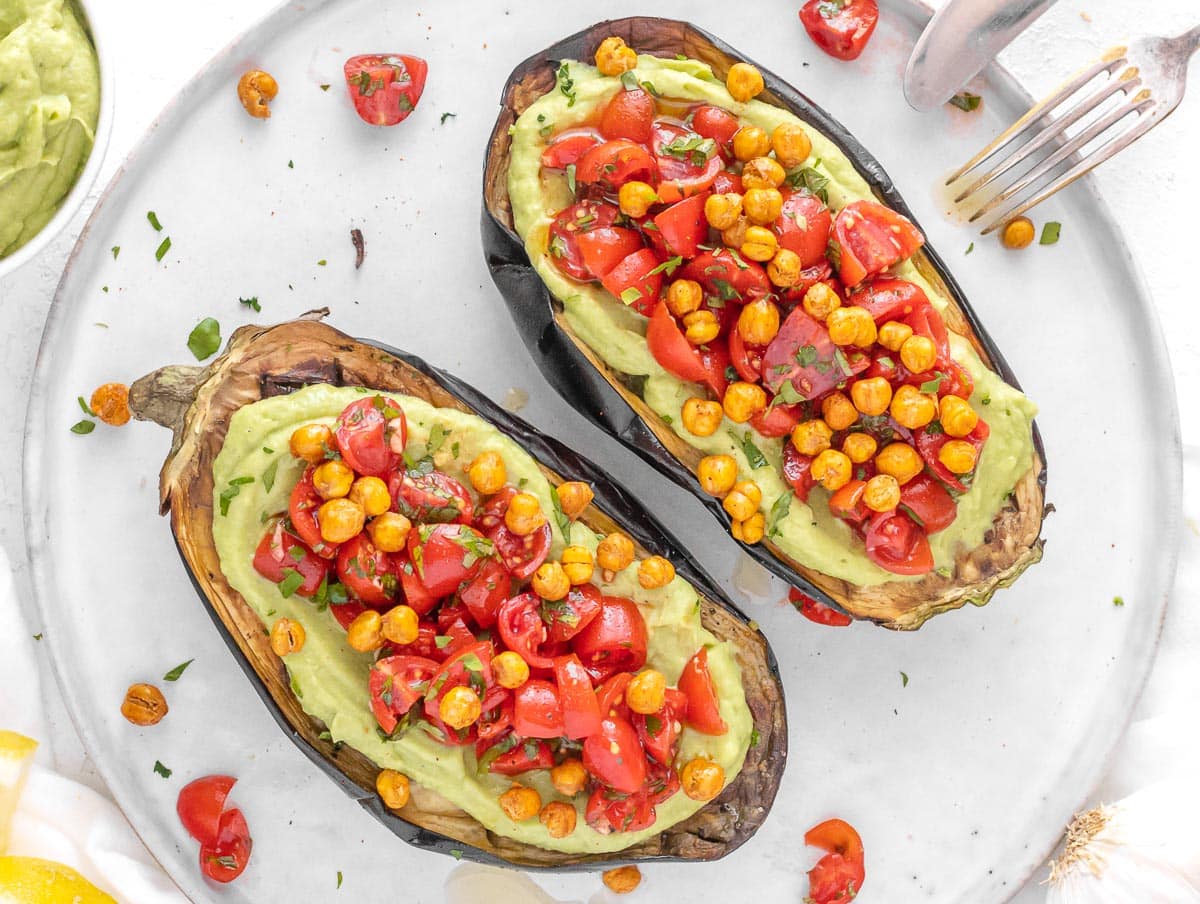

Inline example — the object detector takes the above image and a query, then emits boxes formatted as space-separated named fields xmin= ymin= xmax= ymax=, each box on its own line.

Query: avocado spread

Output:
xmin=0 ymin=0 xmax=99 ymax=257
xmin=507 ymin=55 xmax=1038 ymax=586
xmin=212 ymin=384 xmax=752 ymax=853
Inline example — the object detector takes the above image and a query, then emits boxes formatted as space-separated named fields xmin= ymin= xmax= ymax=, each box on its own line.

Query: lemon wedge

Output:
xmin=0 ymin=856 xmax=116 ymax=904
xmin=0 ymin=732 xmax=37 ymax=856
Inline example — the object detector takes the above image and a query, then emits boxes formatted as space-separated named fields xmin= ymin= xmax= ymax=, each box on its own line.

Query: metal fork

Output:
xmin=947 ymin=25 xmax=1200 ymax=235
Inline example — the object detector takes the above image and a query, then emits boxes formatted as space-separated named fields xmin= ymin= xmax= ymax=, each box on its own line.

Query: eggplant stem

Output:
xmin=130 ymin=364 xmax=205 ymax=435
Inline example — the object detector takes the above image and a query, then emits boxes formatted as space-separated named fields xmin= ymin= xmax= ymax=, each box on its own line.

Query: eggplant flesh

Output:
xmin=128 ymin=312 xmax=787 ymax=869
xmin=481 ymin=16 xmax=1047 ymax=631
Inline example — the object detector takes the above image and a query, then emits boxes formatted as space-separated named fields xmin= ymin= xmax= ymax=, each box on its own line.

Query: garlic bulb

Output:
xmin=1046 ymin=778 xmax=1200 ymax=903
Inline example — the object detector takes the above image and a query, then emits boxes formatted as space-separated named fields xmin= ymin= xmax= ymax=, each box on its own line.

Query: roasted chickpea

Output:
xmin=467 ymin=451 xmax=507 ymax=495
xmin=121 ymin=683 xmax=168 ymax=726
xmin=767 ymin=248 xmax=803 ymax=288
xmin=875 ymin=442 xmax=924 ymax=485
xmin=726 ymin=62 xmax=764 ymax=102
xmin=821 ymin=392 xmax=859 ymax=431
xmin=723 ymin=381 xmax=768 ymax=423
xmin=505 ymin=492 xmax=547 ymax=536
xmin=732 ymin=125 xmax=770 ymax=161
xmin=899 ymin=335 xmax=937 ymax=374
xmin=289 ymin=423 xmax=334 ymax=463
xmin=791 ymin=419 xmax=833 ymax=457
xmin=551 ymin=758 xmax=588 ymax=796
xmin=842 ymin=432 xmax=878 ymax=464
xmin=595 ymin=36 xmax=637 ymax=76
xmin=347 ymin=610 xmax=385 ymax=652
xmin=697 ymin=454 xmax=739 ymax=496
xmin=721 ymin=215 xmax=750 ymax=249
xmin=494 ymin=651 xmax=531 ymax=689
xmin=771 ymin=122 xmax=812 ymax=168
xmin=939 ymin=395 xmax=979 ymax=437
xmin=877 ymin=320 xmax=913 ymax=352
xmin=380 ymin=604 xmax=419 ymax=646
xmin=939 ymin=439 xmax=979 ymax=474
xmin=318 ymin=498 xmax=365 ymax=544
xmin=803 ymin=281 xmax=842 ymax=321
xmin=723 ymin=480 xmax=763 ymax=521
xmin=556 ymin=481 xmax=594 ymax=520
xmin=312 ymin=460 xmax=354 ymax=499
xmin=539 ymin=801 xmax=578 ymax=839
xmin=270 ymin=618 xmax=306 ymax=657
xmin=367 ymin=511 xmax=411 ymax=552
xmin=349 ymin=476 xmax=391 ymax=517
xmin=561 ymin=545 xmax=595 ymax=585
xmin=237 ymin=69 xmax=278 ymax=118
xmin=743 ymin=187 xmax=783 ymax=225
xmin=597 ymin=532 xmax=636 ymax=574
xmin=731 ymin=512 xmax=766 ymax=544
xmin=532 ymin=561 xmax=571 ymax=601
xmin=499 ymin=785 xmax=542 ymax=822
xmin=827 ymin=305 xmax=878 ymax=347
xmin=890 ymin=384 xmax=937 ymax=430
xmin=626 ymin=669 xmax=667 ymax=714
xmin=680 ymin=757 xmax=726 ymax=801
xmin=90 ymin=382 xmax=130 ymax=426
xmin=742 ymin=156 xmax=786 ymax=189
xmin=439 ymin=685 xmax=482 ymax=730
xmin=665 ymin=278 xmax=703 ymax=317
xmin=811 ymin=449 xmax=852 ymax=491
xmin=682 ymin=397 xmax=724 ymax=437
xmin=863 ymin=474 xmax=901 ymax=512
xmin=740 ymin=225 xmax=779 ymax=262
xmin=603 ymin=866 xmax=642 ymax=895
xmin=680 ymin=309 xmax=719 ymax=346
xmin=1001 ymin=216 xmax=1036 ymax=249
xmin=850 ymin=377 xmax=893 ymax=417
xmin=618 ymin=180 xmax=658 ymax=218
xmin=638 ymin=555 xmax=676 ymax=589
xmin=704 ymin=193 xmax=743 ymax=230
xmin=375 ymin=769 xmax=410 ymax=810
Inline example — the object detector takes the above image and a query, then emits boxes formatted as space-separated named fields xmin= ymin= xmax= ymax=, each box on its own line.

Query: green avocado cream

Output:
xmin=0 ymin=0 xmax=99 ymax=257
xmin=211 ymin=384 xmax=752 ymax=853
xmin=508 ymin=55 xmax=1038 ymax=586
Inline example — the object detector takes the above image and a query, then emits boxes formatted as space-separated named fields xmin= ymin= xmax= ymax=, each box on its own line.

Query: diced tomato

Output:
xmin=288 ymin=468 xmax=337 ymax=558
xmin=653 ymin=192 xmax=711 ymax=258
xmin=572 ymin=596 xmax=649 ymax=683
xmin=775 ymin=190 xmax=833 ymax=268
xmin=496 ymin=591 xmax=555 ymax=669
xmin=678 ymin=648 xmax=728 ymax=735
xmin=652 ymin=120 xmax=724 ymax=203
xmin=408 ymin=523 xmax=487 ymax=596
xmin=679 ymin=249 xmax=771 ymax=305
xmin=902 ymin=291 xmax=950 ymax=363
xmin=635 ymin=688 xmax=686 ymax=765
xmin=782 ymin=445 xmax=815 ymax=502
xmin=555 ymin=654 xmax=603 ymax=739
xmin=540 ymin=129 xmax=602 ymax=169
xmin=854 ymin=277 xmax=928 ymax=324
xmin=369 ymin=655 xmax=439 ymax=734
xmin=334 ymin=396 xmax=405 ymax=477
xmin=762 ymin=306 xmax=869 ymax=399
xmin=459 ymin=559 xmax=510 ymax=629
xmin=805 ymin=818 xmax=867 ymax=904
xmin=252 ymin=523 xmax=329 ymax=597
xmin=343 ymin=54 xmax=427 ymax=126
xmin=547 ymin=201 xmax=620 ymax=281
xmin=789 ymin=587 xmax=853 ymax=627
xmin=728 ymin=328 xmax=765 ymax=384
xmin=488 ymin=521 xmax=552 ymax=580
xmin=513 ymin=679 xmax=565 ymax=738
xmin=543 ymin=583 xmax=603 ymax=643
xmin=750 ymin=402 xmax=803 ymax=438
xmin=177 ymin=776 xmax=236 ymax=847
xmin=799 ymin=0 xmax=879 ymax=61
xmin=576 ymin=139 xmax=657 ymax=192
xmin=646 ymin=302 xmax=729 ymax=397
xmin=600 ymin=87 xmax=655 ymax=143
xmin=828 ymin=479 xmax=869 ymax=526
xmin=337 ymin=533 xmax=397 ymax=606
xmin=391 ymin=470 xmax=473 ymax=524
xmin=489 ymin=738 xmax=555 ymax=775
xmin=198 ymin=807 xmax=252 ymax=883
xmin=645 ymin=760 xmax=681 ymax=806
xmin=420 ymin=643 xmax=494 ymax=736
xmin=864 ymin=510 xmax=934 ymax=575
xmin=690 ymin=104 xmax=741 ymax=151
xmin=712 ymin=170 xmax=744 ymax=194
xmin=913 ymin=418 xmax=989 ymax=492
xmin=475 ymin=695 xmax=513 ymax=745
xmin=600 ymin=248 xmax=664 ymax=316
xmin=330 ymin=599 xmax=367 ymax=631
xmin=396 ymin=554 xmax=440 ymax=616
xmin=601 ymin=787 xmax=657 ymax=833
xmin=576 ymin=227 xmax=646 ymax=280
xmin=438 ymin=616 xmax=477 ymax=656
xmin=832 ymin=200 xmax=924 ymax=287
xmin=595 ymin=672 xmax=633 ymax=720
xmin=584 ymin=716 xmax=648 ymax=793
xmin=899 ymin=474 xmax=958 ymax=534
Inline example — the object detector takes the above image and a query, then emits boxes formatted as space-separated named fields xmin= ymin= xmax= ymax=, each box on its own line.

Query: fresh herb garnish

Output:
xmin=1113 ymin=596 xmax=1125 ymax=607
xmin=660 ymin=133 xmax=717 ymax=166
xmin=900 ymin=671 xmax=909 ymax=687
xmin=153 ymin=760 xmax=172 ymax=778
xmin=647 ymin=255 xmax=683 ymax=277
xmin=111 ymin=245 xmax=120 ymax=259
xmin=290 ymin=672 xmax=303 ymax=699
xmin=163 ymin=659 xmax=194 ymax=681
xmin=77 ymin=396 xmax=95 ymax=417
xmin=795 ymin=344 xmax=819 ymax=367
xmin=1040 ymin=221 xmax=1062 ymax=245
xmin=549 ymin=485 xmax=571 ymax=539
xmin=949 ymin=91 xmax=982 ymax=112
xmin=965 ymin=242 xmax=974 ymax=255
xmin=239 ymin=296 xmax=261 ymax=312
xmin=147 ymin=211 xmax=163 ymax=232
xmin=187 ymin=317 xmax=220 ymax=360
xmin=619 ymin=287 xmax=642 ymax=306
xmin=556 ymin=62 xmax=576 ymax=106
xmin=218 ymin=475 xmax=254 ymax=516
xmin=565 ymin=163 xmax=577 ymax=195
xmin=750 ymin=728 xmax=761 ymax=747
xmin=440 ymin=111 xmax=456 ymax=124
xmin=730 ymin=429 xmax=768 ymax=470
xmin=619 ymin=70 xmax=640 ymax=91
xmin=155 ymin=236 xmax=171 ymax=262
xmin=920 ymin=372 xmax=945 ymax=394
xmin=785 ymin=166 xmax=829 ymax=203
xmin=767 ymin=491 xmax=793 ymax=538
xmin=70 ymin=419 xmax=95 ymax=435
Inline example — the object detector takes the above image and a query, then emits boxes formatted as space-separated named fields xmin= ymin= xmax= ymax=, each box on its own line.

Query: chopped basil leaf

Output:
xmin=450 ymin=849 xmax=464 ymax=861
xmin=619 ymin=70 xmax=640 ymax=91
xmin=262 ymin=457 xmax=279 ymax=493
xmin=317 ymin=259 xmax=327 ymax=266
xmin=154 ymin=236 xmax=171 ymax=262
xmin=981 ymin=393 xmax=991 ymax=405
xmin=153 ymin=760 xmax=172 ymax=778
xmin=750 ymin=728 xmax=761 ymax=747
xmin=111 ymin=245 xmax=120 ymax=259
xmin=919 ymin=372 xmax=945 ymax=394
xmin=644 ymin=714 xmax=662 ymax=735
xmin=278 ymin=569 xmax=305 ymax=598
xmin=320 ymin=83 xmax=330 ymax=91
xmin=619 ymin=287 xmax=642 ymax=306
xmin=427 ymin=423 xmax=447 ymax=455
xmin=1040 ymin=221 xmax=1062 ymax=245
xmin=565 ymin=163 xmax=576 ymax=195
xmin=290 ymin=672 xmax=303 ymax=699
xmin=440 ymin=111 xmax=457 ymax=125
xmin=647 ymin=255 xmax=683 ymax=277
xmin=549 ymin=485 xmax=571 ymax=539
xmin=434 ymin=635 xmax=453 ymax=649
xmin=337 ymin=871 xmax=343 ymax=889
xmin=1113 ymin=596 xmax=1125 ymax=607
xmin=556 ymin=62 xmax=576 ymax=107
xmin=795 ymin=344 xmax=818 ymax=366
xmin=898 ymin=503 xmax=925 ymax=527
xmin=147 ymin=210 xmax=163 ymax=232
xmin=240 ymin=296 xmax=261 ymax=312
xmin=965 ymin=242 xmax=974 ymax=255
xmin=77 ymin=396 xmax=95 ymax=417
xmin=730 ymin=429 xmax=768 ymax=470
xmin=949 ymin=91 xmax=982 ymax=112
xmin=784 ymin=166 xmax=829 ymax=203
xmin=767 ymin=491 xmax=792 ymax=538
xmin=163 ymin=658 xmax=194 ymax=681
xmin=187 ymin=317 xmax=221 ymax=360
xmin=900 ymin=671 xmax=909 ymax=687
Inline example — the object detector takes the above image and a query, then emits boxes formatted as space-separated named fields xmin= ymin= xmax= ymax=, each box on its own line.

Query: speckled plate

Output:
xmin=23 ymin=0 xmax=1180 ymax=901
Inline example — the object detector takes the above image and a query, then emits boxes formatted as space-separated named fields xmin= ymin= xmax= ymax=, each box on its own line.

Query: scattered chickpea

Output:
xmin=494 ymin=651 xmax=531 ymax=689
xmin=767 ymin=248 xmax=803 ymax=288
xmin=939 ymin=439 xmax=978 ymax=474
xmin=863 ymin=474 xmax=901 ymax=512
xmin=556 ymin=481 xmax=594 ymax=520
xmin=1001 ymin=216 xmax=1036 ymax=249
xmin=704 ymin=193 xmax=743 ymax=230
xmin=596 ymin=532 xmax=636 ymax=576
xmin=375 ymin=769 xmax=410 ymax=810
xmin=732 ymin=125 xmax=770 ymax=161
xmin=791 ymin=419 xmax=833 ymax=457
xmin=740 ymin=225 xmax=779 ymax=262
xmin=539 ymin=801 xmax=578 ymax=839
xmin=726 ymin=62 xmax=764 ymax=102
xmin=821 ymin=392 xmax=859 ymax=431
xmin=89 ymin=383 xmax=130 ymax=426
xmin=811 ymin=449 xmax=853 ymax=491
xmin=618 ymin=180 xmax=658 ymax=218
xmin=842 ymin=432 xmax=878 ymax=464
xmin=875 ymin=442 xmax=924 ymax=485
xmin=532 ymin=561 xmax=571 ymax=601
xmin=439 ymin=685 xmax=482 ymax=730
xmin=890 ymin=385 xmax=938 ymax=430
xmin=237 ymin=69 xmax=278 ymax=119
xmin=939 ymin=395 xmax=979 ymax=437
xmin=681 ymin=397 xmax=724 ymax=437
xmin=367 ymin=511 xmax=411 ymax=552
xmin=638 ymin=555 xmax=676 ymax=589
xmin=697 ymin=454 xmax=738 ymax=496
xmin=731 ymin=512 xmax=766 ymax=544
xmin=603 ymin=865 xmax=643 ymax=895
xmin=850 ymin=377 xmax=893 ymax=417
xmin=561 ymin=545 xmax=595 ymax=585
xmin=680 ymin=757 xmax=725 ymax=801
xmin=683 ymin=310 xmax=721 ymax=345
xmin=742 ymin=187 xmax=783 ymax=224
xmin=827 ymin=306 xmax=877 ymax=347
xmin=550 ymin=758 xmax=588 ymax=797
xmin=349 ymin=476 xmax=391 ymax=517
xmin=741 ymin=157 xmax=786 ymax=189
xmin=499 ymin=785 xmax=542 ymax=822
xmin=771 ymin=122 xmax=812 ymax=168
xmin=318 ymin=497 xmax=365 ymax=544
xmin=505 ymin=492 xmax=547 ymax=536
xmin=121 ymin=683 xmax=168 ymax=726
xmin=723 ymin=381 xmax=767 ymax=423
xmin=380 ymin=604 xmax=419 ymax=646
xmin=877 ymin=321 xmax=913 ymax=352
xmin=665 ymin=278 xmax=703 ymax=317
xmin=595 ymin=36 xmax=638 ymax=76
xmin=737 ymin=298 xmax=781 ymax=347
xmin=721 ymin=215 xmax=750 ymax=249
xmin=289 ymin=423 xmax=333 ymax=463
xmin=899 ymin=334 xmax=937 ymax=374
xmin=468 ymin=451 xmax=507 ymax=495
xmin=626 ymin=669 xmax=667 ymax=714
xmin=312 ymin=460 xmax=354 ymax=499
xmin=346 ymin=610 xmax=385 ymax=652
xmin=802 ymin=282 xmax=841 ymax=321
xmin=722 ymin=480 xmax=762 ymax=521
xmin=269 ymin=617 xmax=306 ymax=657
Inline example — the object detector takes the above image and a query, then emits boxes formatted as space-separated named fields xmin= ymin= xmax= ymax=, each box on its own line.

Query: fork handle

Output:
xmin=1176 ymin=24 xmax=1200 ymax=58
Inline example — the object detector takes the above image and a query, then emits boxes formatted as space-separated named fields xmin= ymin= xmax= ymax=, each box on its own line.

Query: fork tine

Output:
xmin=952 ymin=70 xmax=1141 ymax=204
xmin=977 ymin=95 xmax=1157 ymax=233
xmin=944 ymin=50 xmax=1125 ymax=185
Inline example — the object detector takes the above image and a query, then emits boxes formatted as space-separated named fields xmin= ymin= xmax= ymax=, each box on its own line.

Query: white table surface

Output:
xmin=2 ymin=1 xmax=1196 ymax=900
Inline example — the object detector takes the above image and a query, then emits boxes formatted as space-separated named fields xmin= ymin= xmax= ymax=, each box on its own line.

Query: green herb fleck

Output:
xmin=240 ymin=296 xmax=261 ymax=313
xmin=111 ymin=245 xmax=120 ymax=259
xmin=965 ymin=242 xmax=974 ymax=255
xmin=262 ymin=457 xmax=279 ymax=493
xmin=730 ymin=429 xmax=768 ymax=470
xmin=549 ymin=486 xmax=571 ymax=539
xmin=153 ymin=760 xmax=172 ymax=779
xmin=320 ymin=83 xmax=330 ymax=91
xmin=450 ymin=849 xmax=464 ymax=861
xmin=1113 ymin=596 xmax=1125 ymax=607
xmin=70 ymin=420 xmax=95 ymax=435
xmin=218 ymin=475 xmax=254 ymax=516
xmin=784 ymin=166 xmax=829 ymax=203
xmin=767 ymin=491 xmax=792 ymax=539
xmin=556 ymin=62 xmax=576 ymax=107
xmin=900 ymin=671 xmax=909 ymax=687
xmin=290 ymin=672 xmax=303 ymax=699
xmin=337 ymin=871 xmax=343 ymax=889
xmin=287 ymin=159 xmax=294 ymax=169
xmin=77 ymin=396 xmax=95 ymax=417
xmin=647 ymin=255 xmax=683 ymax=277
xmin=187 ymin=317 xmax=221 ymax=360
xmin=147 ymin=211 xmax=163 ymax=232
xmin=920 ymin=372 xmax=945 ymax=394
xmin=565 ymin=162 xmax=576 ymax=195
xmin=949 ymin=92 xmax=982 ymax=112
xmin=619 ymin=287 xmax=642 ymax=306
xmin=32 ymin=633 xmax=42 ymax=641
xmin=1040 ymin=222 xmax=1062 ymax=245
xmin=317 ymin=259 xmax=327 ymax=266
xmin=750 ymin=728 xmax=761 ymax=747
xmin=155 ymin=237 xmax=171 ymax=262
xmin=440 ymin=111 xmax=456 ymax=124
xmin=163 ymin=659 xmax=194 ymax=682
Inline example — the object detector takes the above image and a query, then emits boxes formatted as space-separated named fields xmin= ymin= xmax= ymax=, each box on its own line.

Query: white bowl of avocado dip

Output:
xmin=0 ymin=0 xmax=111 ymax=275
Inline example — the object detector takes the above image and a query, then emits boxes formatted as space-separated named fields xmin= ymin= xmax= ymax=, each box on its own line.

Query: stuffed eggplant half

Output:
xmin=482 ymin=18 xmax=1047 ymax=631
xmin=129 ymin=315 xmax=785 ymax=868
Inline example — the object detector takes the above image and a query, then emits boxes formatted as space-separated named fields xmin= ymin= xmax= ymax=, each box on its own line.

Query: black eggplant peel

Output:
xmin=128 ymin=313 xmax=786 ymax=868
xmin=482 ymin=17 xmax=1047 ymax=631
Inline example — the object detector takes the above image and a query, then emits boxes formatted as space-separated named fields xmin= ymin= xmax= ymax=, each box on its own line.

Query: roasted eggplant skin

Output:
xmin=128 ymin=313 xmax=787 ymax=870
xmin=481 ymin=16 xmax=1048 ymax=631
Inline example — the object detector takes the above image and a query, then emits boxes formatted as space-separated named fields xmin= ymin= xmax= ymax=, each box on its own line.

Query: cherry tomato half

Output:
xmin=653 ymin=192 xmax=711 ymax=259
xmin=543 ymin=583 xmax=603 ymax=644
xmin=391 ymin=469 xmax=473 ymax=524
xmin=554 ymin=654 xmax=602 ymax=739
xmin=600 ymin=87 xmax=655 ymax=143
xmin=409 ymin=523 xmax=489 ymax=597
xmin=572 ymin=596 xmax=649 ymax=683
xmin=337 ymin=533 xmax=397 ymax=606
xmin=864 ymin=510 xmax=934 ymax=575
xmin=652 ymin=120 xmax=723 ymax=203
xmin=488 ymin=522 xmax=552 ymax=581
xmin=343 ymin=54 xmax=428 ymax=126
xmin=540 ymin=128 xmax=602 ymax=170
xmin=600 ymin=248 xmax=665 ymax=317
xmin=369 ymin=655 xmax=439 ymax=734
xmin=776 ymin=190 xmax=833 ymax=268
xmin=547 ymin=201 xmax=620 ymax=282
xmin=645 ymin=302 xmax=730 ymax=397
xmin=576 ymin=139 xmax=657 ymax=192
xmin=496 ymin=592 xmax=555 ymax=669
xmin=288 ymin=468 xmax=338 ymax=559
xmin=458 ymin=558 xmax=511 ymax=629
xmin=513 ymin=678 xmax=565 ymax=738
xmin=636 ymin=687 xmax=687 ymax=765
xmin=576 ymin=227 xmax=646 ymax=280
xmin=789 ymin=587 xmax=854 ymax=627
xmin=334 ymin=396 xmax=406 ymax=477
xmin=177 ymin=775 xmax=236 ymax=848
xmin=252 ymin=522 xmax=329 ymax=597
xmin=678 ymin=648 xmax=728 ymax=735
xmin=198 ymin=806 xmax=252 ymax=883
xmin=583 ymin=716 xmax=648 ymax=793
xmin=899 ymin=474 xmax=958 ymax=535
xmin=799 ymin=0 xmax=880 ymax=62
xmin=832 ymin=200 xmax=924 ymax=287
xmin=805 ymin=818 xmax=867 ymax=904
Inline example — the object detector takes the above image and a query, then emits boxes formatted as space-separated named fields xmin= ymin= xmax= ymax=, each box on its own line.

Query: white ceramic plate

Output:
xmin=23 ymin=0 xmax=1181 ymax=901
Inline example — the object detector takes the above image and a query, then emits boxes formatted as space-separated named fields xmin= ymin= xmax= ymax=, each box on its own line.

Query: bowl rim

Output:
xmin=0 ymin=0 xmax=115 ymax=278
